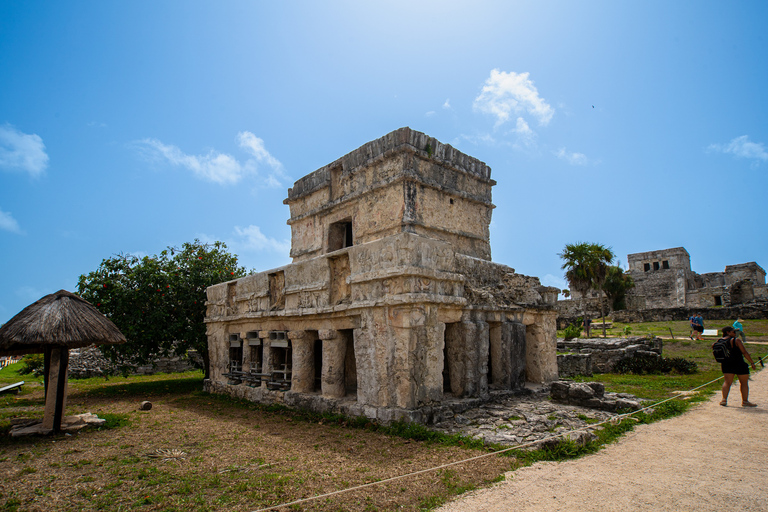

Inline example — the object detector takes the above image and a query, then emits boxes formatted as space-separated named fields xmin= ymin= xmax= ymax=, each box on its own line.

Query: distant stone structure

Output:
xmin=625 ymin=247 xmax=766 ymax=309
xmin=558 ymin=247 xmax=768 ymax=325
xmin=204 ymin=128 xmax=560 ymax=424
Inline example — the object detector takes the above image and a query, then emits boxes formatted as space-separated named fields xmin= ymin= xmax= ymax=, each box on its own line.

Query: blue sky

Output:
xmin=1 ymin=1 xmax=767 ymax=324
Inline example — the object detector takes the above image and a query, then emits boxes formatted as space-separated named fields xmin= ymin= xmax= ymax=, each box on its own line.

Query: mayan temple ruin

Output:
xmin=204 ymin=128 xmax=560 ymax=424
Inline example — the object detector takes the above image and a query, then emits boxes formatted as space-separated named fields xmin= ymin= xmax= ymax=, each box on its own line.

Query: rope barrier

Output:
xmin=249 ymin=351 xmax=767 ymax=512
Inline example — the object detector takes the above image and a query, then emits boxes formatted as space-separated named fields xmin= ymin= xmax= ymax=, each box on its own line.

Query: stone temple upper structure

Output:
xmin=204 ymin=128 xmax=559 ymax=424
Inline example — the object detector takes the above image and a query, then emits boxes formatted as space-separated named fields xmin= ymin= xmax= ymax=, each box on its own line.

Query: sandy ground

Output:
xmin=437 ymin=367 xmax=768 ymax=512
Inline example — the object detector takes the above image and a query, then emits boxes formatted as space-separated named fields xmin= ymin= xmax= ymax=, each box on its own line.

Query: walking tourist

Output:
xmin=717 ymin=326 xmax=757 ymax=407
xmin=692 ymin=313 xmax=704 ymax=341
xmin=733 ymin=318 xmax=746 ymax=342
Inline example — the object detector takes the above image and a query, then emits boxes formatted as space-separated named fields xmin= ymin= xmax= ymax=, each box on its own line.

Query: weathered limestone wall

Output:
xmin=724 ymin=262 xmax=766 ymax=286
xmin=557 ymin=337 xmax=662 ymax=373
xmin=66 ymin=346 xmax=199 ymax=379
xmin=627 ymin=247 xmax=691 ymax=272
xmin=612 ymin=302 xmax=768 ymax=323
xmin=285 ymin=128 xmax=495 ymax=262
xmin=628 ymin=268 xmax=689 ymax=309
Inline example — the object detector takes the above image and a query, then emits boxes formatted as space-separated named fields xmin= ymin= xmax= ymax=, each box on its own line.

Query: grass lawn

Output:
xmin=559 ymin=318 xmax=768 ymax=340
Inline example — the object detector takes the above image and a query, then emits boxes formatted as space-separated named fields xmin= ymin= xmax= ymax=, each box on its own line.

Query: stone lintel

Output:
xmin=287 ymin=330 xmax=310 ymax=341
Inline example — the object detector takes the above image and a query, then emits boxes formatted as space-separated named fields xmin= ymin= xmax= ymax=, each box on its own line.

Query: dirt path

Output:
xmin=437 ymin=368 xmax=768 ymax=512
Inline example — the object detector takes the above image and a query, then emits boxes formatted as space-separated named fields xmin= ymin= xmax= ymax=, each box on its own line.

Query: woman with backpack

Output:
xmin=717 ymin=326 xmax=758 ymax=407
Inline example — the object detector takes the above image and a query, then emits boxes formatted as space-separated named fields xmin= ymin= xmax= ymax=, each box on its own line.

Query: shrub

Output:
xmin=613 ymin=354 xmax=697 ymax=375
xmin=623 ymin=326 xmax=632 ymax=335
xmin=563 ymin=323 xmax=583 ymax=340
xmin=18 ymin=354 xmax=44 ymax=376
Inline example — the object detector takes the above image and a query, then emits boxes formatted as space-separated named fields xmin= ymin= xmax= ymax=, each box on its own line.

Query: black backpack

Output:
xmin=712 ymin=337 xmax=731 ymax=362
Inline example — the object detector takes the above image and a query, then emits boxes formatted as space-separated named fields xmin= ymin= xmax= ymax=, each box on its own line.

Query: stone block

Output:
xmin=568 ymin=383 xmax=595 ymax=400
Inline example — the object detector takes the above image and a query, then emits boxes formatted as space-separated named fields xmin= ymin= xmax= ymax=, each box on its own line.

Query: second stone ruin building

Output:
xmin=204 ymin=128 xmax=559 ymax=424
xmin=625 ymin=247 xmax=767 ymax=309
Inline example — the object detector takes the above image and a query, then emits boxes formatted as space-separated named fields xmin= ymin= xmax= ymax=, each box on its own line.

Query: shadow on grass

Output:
xmin=72 ymin=375 xmax=204 ymax=399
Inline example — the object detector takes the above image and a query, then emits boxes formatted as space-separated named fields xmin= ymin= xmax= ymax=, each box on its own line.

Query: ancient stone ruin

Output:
xmin=558 ymin=246 xmax=768 ymax=325
xmin=204 ymin=128 xmax=560 ymax=424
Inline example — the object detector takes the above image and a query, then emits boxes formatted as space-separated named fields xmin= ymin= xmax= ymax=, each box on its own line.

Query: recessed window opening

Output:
xmin=229 ymin=334 xmax=243 ymax=373
xmin=268 ymin=331 xmax=291 ymax=388
xmin=328 ymin=220 xmax=353 ymax=252
xmin=313 ymin=339 xmax=323 ymax=392
xmin=246 ymin=332 xmax=262 ymax=373
xmin=653 ymin=262 xmax=660 ymax=271
xmin=644 ymin=263 xmax=651 ymax=272
xmin=442 ymin=323 xmax=460 ymax=396
xmin=342 ymin=330 xmax=357 ymax=396
xmin=714 ymin=295 xmax=722 ymax=306
xmin=662 ymin=260 xmax=670 ymax=269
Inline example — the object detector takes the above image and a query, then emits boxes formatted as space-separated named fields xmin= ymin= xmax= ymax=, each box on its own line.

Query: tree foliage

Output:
xmin=77 ymin=240 xmax=247 ymax=377
xmin=602 ymin=265 xmax=635 ymax=310
xmin=559 ymin=242 xmax=615 ymax=336
xmin=559 ymin=242 xmax=615 ymax=300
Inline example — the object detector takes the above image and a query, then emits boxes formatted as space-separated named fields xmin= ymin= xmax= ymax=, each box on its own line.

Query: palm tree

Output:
xmin=559 ymin=242 xmax=615 ymax=337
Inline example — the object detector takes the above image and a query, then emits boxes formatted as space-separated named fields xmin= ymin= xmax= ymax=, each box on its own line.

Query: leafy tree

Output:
xmin=77 ymin=240 xmax=247 ymax=378
xmin=559 ymin=242 xmax=615 ymax=336
xmin=602 ymin=265 xmax=635 ymax=311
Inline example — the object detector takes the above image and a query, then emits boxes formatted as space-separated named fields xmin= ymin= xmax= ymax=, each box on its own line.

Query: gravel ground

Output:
xmin=437 ymin=367 xmax=767 ymax=512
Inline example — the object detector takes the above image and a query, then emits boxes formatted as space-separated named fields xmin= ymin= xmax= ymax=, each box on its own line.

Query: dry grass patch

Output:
xmin=0 ymin=371 xmax=512 ymax=511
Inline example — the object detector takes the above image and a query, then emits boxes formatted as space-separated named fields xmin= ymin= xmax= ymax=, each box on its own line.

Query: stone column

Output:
xmin=319 ymin=329 xmax=346 ymax=398
xmin=488 ymin=320 xmax=526 ymax=390
xmin=505 ymin=321 xmax=527 ymax=389
xmin=240 ymin=333 xmax=252 ymax=371
xmin=289 ymin=331 xmax=314 ymax=393
xmin=523 ymin=311 xmax=558 ymax=383
xmin=259 ymin=331 xmax=271 ymax=389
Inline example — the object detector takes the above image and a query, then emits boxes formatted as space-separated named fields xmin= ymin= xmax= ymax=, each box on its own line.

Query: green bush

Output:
xmin=18 ymin=354 xmax=44 ymax=376
xmin=613 ymin=354 xmax=698 ymax=375
xmin=563 ymin=323 xmax=583 ymax=340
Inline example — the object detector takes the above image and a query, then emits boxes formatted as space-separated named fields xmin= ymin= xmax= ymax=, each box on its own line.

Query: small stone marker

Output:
xmin=139 ymin=401 xmax=152 ymax=411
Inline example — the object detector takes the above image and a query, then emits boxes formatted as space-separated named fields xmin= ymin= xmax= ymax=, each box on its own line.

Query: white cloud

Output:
xmin=232 ymin=225 xmax=291 ymax=254
xmin=513 ymin=117 xmax=536 ymax=148
xmin=443 ymin=99 xmax=451 ymax=109
xmin=136 ymin=132 xmax=287 ymax=186
xmin=237 ymin=131 xmax=283 ymax=173
xmin=454 ymin=133 xmax=498 ymax=146
xmin=425 ymin=111 xmax=436 ymax=117
xmin=0 ymin=124 xmax=49 ymax=178
xmin=473 ymin=70 xmax=554 ymax=128
xmin=708 ymin=135 xmax=768 ymax=165
xmin=555 ymin=147 xmax=589 ymax=166
xmin=138 ymin=138 xmax=243 ymax=184
xmin=0 ymin=208 xmax=22 ymax=234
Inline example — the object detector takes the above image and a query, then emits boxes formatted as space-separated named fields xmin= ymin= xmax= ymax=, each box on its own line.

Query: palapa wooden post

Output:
xmin=42 ymin=347 xmax=70 ymax=432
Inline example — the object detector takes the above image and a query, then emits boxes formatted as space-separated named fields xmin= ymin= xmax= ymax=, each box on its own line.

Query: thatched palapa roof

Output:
xmin=0 ymin=290 xmax=126 ymax=356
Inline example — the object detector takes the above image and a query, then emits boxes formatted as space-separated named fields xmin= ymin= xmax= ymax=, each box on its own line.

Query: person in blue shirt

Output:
xmin=692 ymin=313 xmax=704 ymax=341
xmin=733 ymin=318 xmax=746 ymax=342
